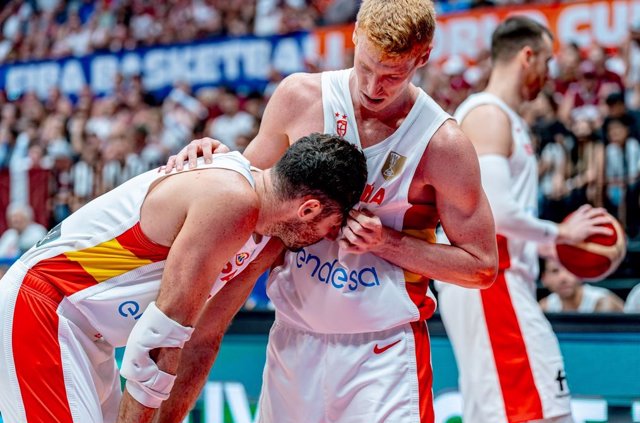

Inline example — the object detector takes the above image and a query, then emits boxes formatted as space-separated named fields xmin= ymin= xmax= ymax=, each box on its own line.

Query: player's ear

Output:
xmin=352 ymin=22 xmax=359 ymax=45
xmin=416 ymin=45 xmax=432 ymax=68
xmin=297 ymin=199 xmax=322 ymax=221
xmin=521 ymin=45 xmax=535 ymax=68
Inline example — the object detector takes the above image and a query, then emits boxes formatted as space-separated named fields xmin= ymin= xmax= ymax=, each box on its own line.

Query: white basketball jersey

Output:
xmin=17 ymin=152 xmax=270 ymax=347
xmin=267 ymin=69 xmax=451 ymax=334
xmin=545 ymin=284 xmax=610 ymax=313
xmin=455 ymin=93 xmax=540 ymax=285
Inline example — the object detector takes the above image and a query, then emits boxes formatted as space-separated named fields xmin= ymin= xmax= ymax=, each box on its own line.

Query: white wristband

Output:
xmin=120 ymin=301 xmax=194 ymax=408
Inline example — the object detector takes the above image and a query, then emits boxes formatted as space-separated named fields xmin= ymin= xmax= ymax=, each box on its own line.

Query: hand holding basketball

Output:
xmin=555 ymin=206 xmax=626 ymax=281
xmin=556 ymin=205 xmax=613 ymax=245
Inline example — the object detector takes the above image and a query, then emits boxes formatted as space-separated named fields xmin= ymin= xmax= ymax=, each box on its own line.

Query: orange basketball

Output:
xmin=556 ymin=212 xmax=627 ymax=281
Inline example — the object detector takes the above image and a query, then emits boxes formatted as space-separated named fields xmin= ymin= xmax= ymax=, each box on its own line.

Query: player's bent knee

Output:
xmin=120 ymin=301 xmax=194 ymax=408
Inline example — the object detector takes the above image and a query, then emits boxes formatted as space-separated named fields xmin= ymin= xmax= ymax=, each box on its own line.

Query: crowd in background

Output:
xmin=0 ymin=0 xmax=639 ymax=312
xmin=0 ymin=0 xmax=343 ymax=64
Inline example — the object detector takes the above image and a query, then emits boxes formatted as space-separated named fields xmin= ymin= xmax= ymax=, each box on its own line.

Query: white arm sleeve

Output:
xmin=479 ymin=154 xmax=558 ymax=244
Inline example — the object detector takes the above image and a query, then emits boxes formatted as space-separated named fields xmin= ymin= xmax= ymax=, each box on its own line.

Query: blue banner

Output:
xmin=0 ymin=31 xmax=313 ymax=101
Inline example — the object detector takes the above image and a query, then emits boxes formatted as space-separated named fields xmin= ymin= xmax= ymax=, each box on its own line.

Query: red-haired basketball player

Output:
xmin=162 ymin=1 xmax=499 ymax=422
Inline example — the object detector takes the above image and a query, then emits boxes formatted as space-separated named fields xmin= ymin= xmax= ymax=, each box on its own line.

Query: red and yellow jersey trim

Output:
xmin=31 ymin=222 xmax=170 ymax=296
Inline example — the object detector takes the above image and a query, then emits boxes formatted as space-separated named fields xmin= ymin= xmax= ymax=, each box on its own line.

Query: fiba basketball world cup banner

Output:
xmin=0 ymin=31 xmax=315 ymax=100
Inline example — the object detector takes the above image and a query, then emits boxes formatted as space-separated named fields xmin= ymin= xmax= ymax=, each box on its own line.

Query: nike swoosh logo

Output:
xmin=373 ymin=340 xmax=401 ymax=354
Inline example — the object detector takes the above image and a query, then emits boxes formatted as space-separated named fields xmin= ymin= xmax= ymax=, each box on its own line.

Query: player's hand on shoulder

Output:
xmin=557 ymin=204 xmax=614 ymax=244
xmin=164 ymin=137 xmax=230 ymax=173
xmin=338 ymin=209 xmax=386 ymax=254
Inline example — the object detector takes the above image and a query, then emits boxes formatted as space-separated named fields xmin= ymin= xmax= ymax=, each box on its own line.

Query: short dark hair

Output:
xmin=273 ymin=133 xmax=368 ymax=221
xmin=605 ymin=92 xmax=625 ymax=106
xmin=491 ymin=16 xmax=553 ymax=62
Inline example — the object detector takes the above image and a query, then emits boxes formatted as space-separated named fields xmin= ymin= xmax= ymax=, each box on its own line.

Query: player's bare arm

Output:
xmin=244 ymin=73 xmax=324 ymax=168
xmin=117 ymin=171 xmax=259 ymax=423
xmin=460 ymin=103 xmax=513 ymax=157
xmin=154 ymin=238 xmax=284 ymax=423
xmin=462 ymin=104 xmax=612 ymax=245
xmin=341 ymin=120 xmax=498 ymax=288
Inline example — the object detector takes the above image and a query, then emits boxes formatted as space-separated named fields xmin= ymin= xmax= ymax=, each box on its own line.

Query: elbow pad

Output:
xmin=120 ymin=301 xmax=194 ymax=408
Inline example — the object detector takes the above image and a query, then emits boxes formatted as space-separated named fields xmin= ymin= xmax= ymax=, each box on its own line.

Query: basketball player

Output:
xmin=0 ymin=133 xmax=367 ymax=423
xmin=436 ymin=17 xmax=613 ymax=423
xmin=161 ymin=1 xmax=498 ymax=422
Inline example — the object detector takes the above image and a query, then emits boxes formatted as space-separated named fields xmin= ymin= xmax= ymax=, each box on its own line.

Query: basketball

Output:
xmin=556 ymin=212 xmax=627 ymax=281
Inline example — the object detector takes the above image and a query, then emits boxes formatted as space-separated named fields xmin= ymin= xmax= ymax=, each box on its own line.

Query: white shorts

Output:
xmin=437 ymin=270 xmax=572 ymax=423
xmin=257 ymin=320 xmax=434 ymax=423
xmin=0 ymin=261 xmax=121 ymax=423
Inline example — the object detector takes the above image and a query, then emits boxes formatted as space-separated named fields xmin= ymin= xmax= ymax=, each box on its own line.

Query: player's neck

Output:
xmin=252 ymin=169 xmax=275 ymax=235
xmin=252 ymin=169 xmax=294 ymax=235
xmin=484 ymin=67 xmax=524 ymax=111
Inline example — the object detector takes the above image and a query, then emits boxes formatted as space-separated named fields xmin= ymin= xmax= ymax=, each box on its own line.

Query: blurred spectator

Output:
xmin=624 ymin=22 xmax=640 ymax=110
xmin=431 ymin=55 xmax=473 ymax=114
xmin=624 ymin=283 xmax=640 ymax=313
xmin=207 ymin=88 xmax=256 ymax=151
xmin=537 ymin=112 xmax=605 ymax=222
xmin=70 ymin=129 xmax=101 ymax=211
xmin=586 ymin=44 xmax=625 ymax=98
xmin=0 ymin=202 xmax=47 ymax=258
xmin=602 ymin=91 xmax=640 ymax=144
xmin=604 ymin=117 xmax=640 ymax=238
xmin=47 ymin=139 xmax=75 ymax=225
xmin=100 ymin=130 xmax=146 ymax=194
xmin=529 ymin=91 xmax=568 ymax=152
xmin=540 ymin=258 xmax=624 ymax=313
xmin=553 ymin=42 xmax=581 ymax=97
xmin=559 ymin=60 xmax=602 ymax=125
xmin=566 ymin=117 xmax=605 ymax=209
xmin=538 ymin=120 xmax=570 ymax=223
xmin=161 ymin=83 xmax=208 ymax=154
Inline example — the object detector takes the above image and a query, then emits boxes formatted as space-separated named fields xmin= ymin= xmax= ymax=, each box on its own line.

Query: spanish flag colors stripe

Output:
xmin=31 ymin=223 xmax=170 ymax=296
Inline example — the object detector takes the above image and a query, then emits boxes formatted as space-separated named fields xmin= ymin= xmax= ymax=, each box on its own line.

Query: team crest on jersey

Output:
xmin=334 ymin=112 xmax=348 ymax=137
xmin=235 ymin=252 xmax=250 ymax=266
xmin=381 ymin=151 xmax=407 ymax=181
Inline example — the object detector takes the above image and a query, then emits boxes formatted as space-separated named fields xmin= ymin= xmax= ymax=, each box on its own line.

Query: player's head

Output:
xmin=268 ymin=133 xmax=367 ymax=250
xmin=491 ymin=16 xmax=554 ymax=101
xmin=352 ymin=0 xmax=436 ymax=112
xmin=541 ymin=258 xmax=582 ymax=300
